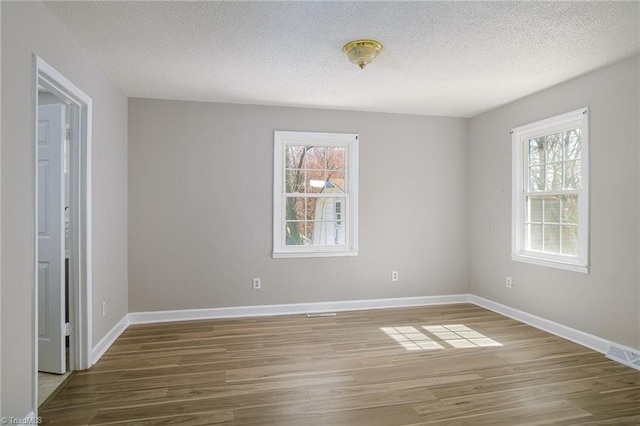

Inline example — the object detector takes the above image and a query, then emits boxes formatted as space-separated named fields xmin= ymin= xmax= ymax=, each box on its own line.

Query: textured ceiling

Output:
xmin=45 ymin=1 xmax=639 ymax=118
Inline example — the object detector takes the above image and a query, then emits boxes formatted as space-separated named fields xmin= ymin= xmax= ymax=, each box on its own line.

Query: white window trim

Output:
xmin=511 ymin=108 xmax=589 ymax=273
xmin=273 ymin=131 xmax=359 ymax=258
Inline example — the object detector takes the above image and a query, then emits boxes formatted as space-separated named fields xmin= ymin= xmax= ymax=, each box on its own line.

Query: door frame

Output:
xmin=32 ymin=55 xmax=92 ymax=409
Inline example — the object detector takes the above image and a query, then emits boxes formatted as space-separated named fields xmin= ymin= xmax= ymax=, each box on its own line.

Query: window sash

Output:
xmin=281 ymin=194 xmax=350 ymax=247
xmin=525 ymin=194 xmax=579 ymax=256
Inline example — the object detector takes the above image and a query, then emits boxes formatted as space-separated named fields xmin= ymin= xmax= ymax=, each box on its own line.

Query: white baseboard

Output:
xmin=470 ymin=294 xmax=612 ymax=354
xmin=128 ymin=294 xmax=472 ymax=324
xmin=91 ymin=314 xmax=129 ymax=364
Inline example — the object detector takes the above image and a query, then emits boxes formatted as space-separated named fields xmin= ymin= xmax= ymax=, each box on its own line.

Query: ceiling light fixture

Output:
xmin=343 ymin=39 xmax=383 ymax=69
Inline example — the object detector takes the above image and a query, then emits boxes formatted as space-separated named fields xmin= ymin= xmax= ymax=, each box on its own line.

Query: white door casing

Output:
xmin=37 ymin=103 xmax=66 ymax=374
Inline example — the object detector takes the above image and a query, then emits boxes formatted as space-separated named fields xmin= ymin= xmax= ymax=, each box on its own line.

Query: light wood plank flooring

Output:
xmin=40 ymin=304 xmax=640 ymax=425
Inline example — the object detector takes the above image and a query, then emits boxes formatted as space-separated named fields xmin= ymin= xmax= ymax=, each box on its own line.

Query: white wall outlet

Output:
xmin=252 ymin=277 xmax=261 ymax=290
xmin=392 ymin=271 xmax=399 ymax=282
xmin=505 ymin=276 xmax=513 ymax=288
xmin=102 ymin=300 xmax=107 ymax=317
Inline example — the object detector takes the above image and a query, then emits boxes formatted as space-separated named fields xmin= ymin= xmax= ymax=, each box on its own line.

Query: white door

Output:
xmin=37 ymin=103 xmax=66 ymax=374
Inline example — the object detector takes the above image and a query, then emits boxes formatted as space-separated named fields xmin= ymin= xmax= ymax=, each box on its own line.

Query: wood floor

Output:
xmin=40 ymin=304 xmax=640 ymax=425
xmin=39 ymin=371 xmax=73 ymax=408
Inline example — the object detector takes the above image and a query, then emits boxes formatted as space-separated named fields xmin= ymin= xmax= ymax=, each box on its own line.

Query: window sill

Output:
xmin=273 ymin=250 xmax=359 ymax=259
xmin=512 ymin=252 xmax=589 ymax=274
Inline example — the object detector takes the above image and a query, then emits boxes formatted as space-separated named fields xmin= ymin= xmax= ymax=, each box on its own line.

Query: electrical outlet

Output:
xmin=505 ymin=276 xmax=513 ymax=288
xmin=252 ymin=278 xmax=261 ymax=290
xmin=102 ymin=301 xmax=107 ymax=317
xmin=392 ymin=271 xmax=399 ymax=282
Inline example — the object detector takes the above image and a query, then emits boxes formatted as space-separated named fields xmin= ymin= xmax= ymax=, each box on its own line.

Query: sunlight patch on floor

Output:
xmin=381 ymin=324 xmax=502 ymax=351
xmin=380 ymin=326 xmax=444 ymax=351
xmin=423 ymin=324 xmax=503 ymax=348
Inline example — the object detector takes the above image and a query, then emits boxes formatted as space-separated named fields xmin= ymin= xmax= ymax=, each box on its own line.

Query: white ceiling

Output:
xmin=45 ymin=1 xmax=639 ymax=118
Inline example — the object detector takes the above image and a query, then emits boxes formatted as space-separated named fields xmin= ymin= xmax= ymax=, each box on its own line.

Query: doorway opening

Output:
xmin=33 ymin=56 xmax=92 ymax=410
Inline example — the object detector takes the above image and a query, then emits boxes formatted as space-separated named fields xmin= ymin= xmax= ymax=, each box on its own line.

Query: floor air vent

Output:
xmin=606 ymin=344 xmax=640 ymax=371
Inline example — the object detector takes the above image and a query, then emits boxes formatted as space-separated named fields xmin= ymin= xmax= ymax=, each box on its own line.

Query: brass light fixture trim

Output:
xmin=343 ymin=39 xmax=383 ymax=69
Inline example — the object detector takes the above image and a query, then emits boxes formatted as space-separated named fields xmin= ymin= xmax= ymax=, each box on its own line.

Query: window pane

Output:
xmin=564 ymin=129 xmax=581 ymax=161
xmin=564 ymin=160 xmax=581 ymax=190
xmin=529 ymin=166 xmax=544 ymax=191
xmin=546 ymin=162 xmax=563 ymax=191
xmin=545 ymin=134 xmax=563 ymax=163
xmin=285 ymin=169 xmax=305 ymax=193
xmin=528 ymin=224 xmax=542 ymax=251
xmin=327 ymin=171 xmax=346 ymax=192
xmin=561 ymin=194 xmax=578 ymax=224
xmin=528 ymin=138 xmax=544 ymax=166
xmin=285 ymin=221 xmax=309 ymax=246
xmin=562 ymin=225 xmax=578 ymax=256
xmin=305 ymin=170 xmax=326 ymax=193
xmin=543 ymin=196 xmax=560 ymax=223
xmin=285 ymin=145 xmax=306 ymax=169
xmin=305 ymin=146 xmax=326 ymax=170
xmin=306 ymin=197 xmax=318 ymax=221
xmin=327 ymin=147 xmax=346 ymax=170
xmin=528 ymin=197 xmax=542 ymax=223
xmin=285 ymin=197 xmax=305 ymax=221
xmin=543 ymin=225 xmax=560 ymax=252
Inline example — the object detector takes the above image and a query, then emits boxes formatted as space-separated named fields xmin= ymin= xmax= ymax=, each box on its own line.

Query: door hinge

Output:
xmin=65 ymin=322 xmax=73 ymax=336
xmin=66 ymin=126 xmax=72 ymax=142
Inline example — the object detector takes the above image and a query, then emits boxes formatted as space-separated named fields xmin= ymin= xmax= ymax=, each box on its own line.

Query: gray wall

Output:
xmin=128 ymin=99 xmax=469 ymax=312
xmin=0 ymin=2 xmax=128 ymax=417
xmin=468 ymin=55 xmax=640 ymax=348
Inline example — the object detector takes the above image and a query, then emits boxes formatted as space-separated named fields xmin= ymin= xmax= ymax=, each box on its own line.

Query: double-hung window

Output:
xmin=512 ymin=108 xmax=589 ymax=273
xmin=273 ymin=131 xmax=359 ymax=258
